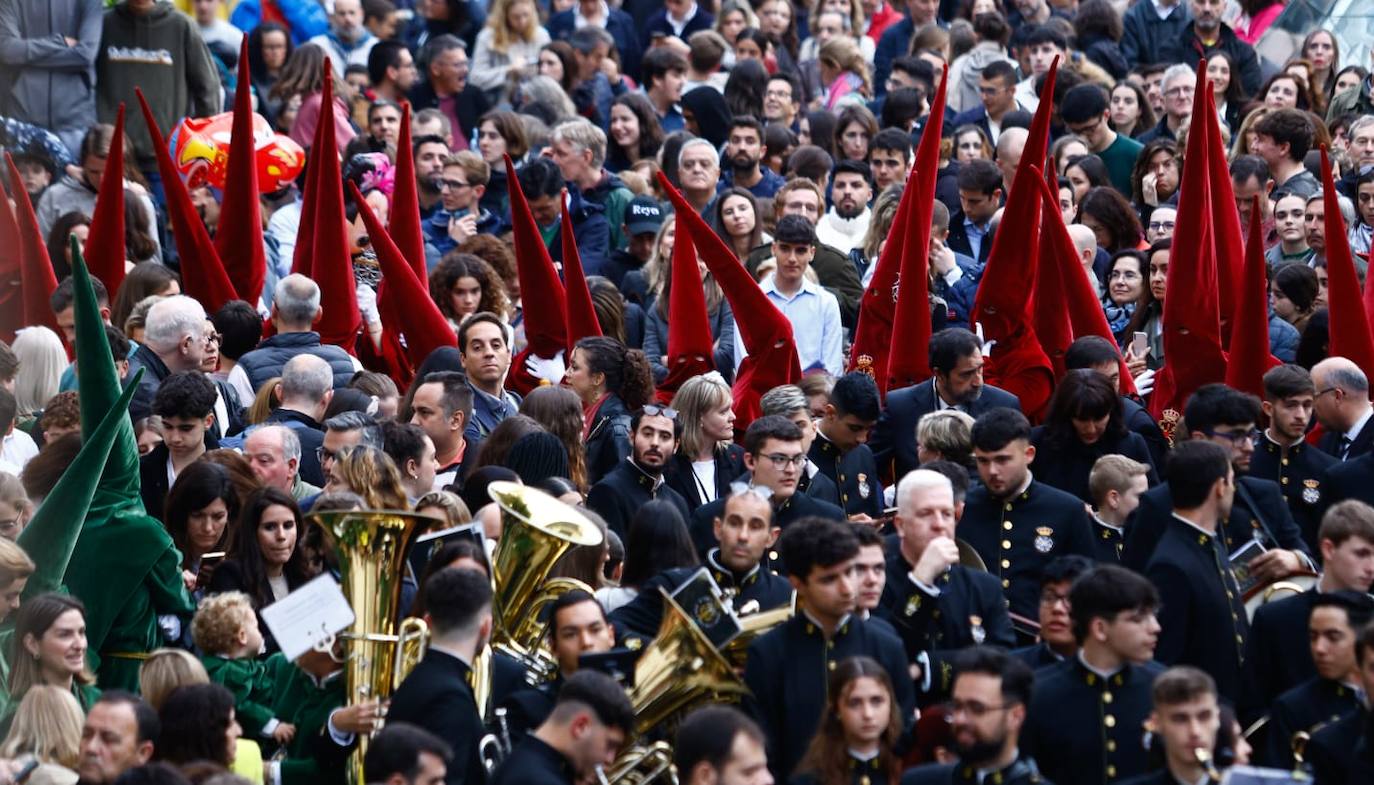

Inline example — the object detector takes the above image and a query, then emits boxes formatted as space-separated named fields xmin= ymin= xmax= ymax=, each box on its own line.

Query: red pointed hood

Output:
xmin=562 ymin=201 xmax=602 ymax=347
xmin=135 ymin=90 xmax=238 ymax=315
xmin=656 ymin=209 xmax=714 ymax=402
xmin=505 ymin=154 xmax=569 ymax=394
xmin=1202 ymin=87 xmax=1243 ymax=347
xmin=846 ymin=158 xmax=915 ymax=392
xmin=348 ymin=181 xmax=455 ymax=366
xmin=303 ymin=59 xmax=361 ymax=351
xmin=215 ymin=38 xmax=268 ymax=306
xmin=1320 ymin=146 xmax=1374 ymax=373
xmin=0 ymin=173 xmax=24 ymax=341
xmin=1224 ymin=195 xmax=1280 ymax=399
xmin=657 ymin=171 xmax=799 ymax=431
xmin=5 ymin=154 xmax=60 ymax=339
xmin=1031 ymin=165 xmax=1074 ymax=380
xmin=885 ymin=64 xmax=948 ymax=392
xmin=85 ymin=104 xmax=128 ymax=294
xmin=1149 ymin=60 xmax=1228 ymax=423
xmin=389 ymin=102 xmax=428 ymax=280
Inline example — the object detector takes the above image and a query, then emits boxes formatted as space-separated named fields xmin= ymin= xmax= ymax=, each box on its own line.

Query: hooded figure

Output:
xmin=681 ymin=86 xmax=733 ymax=150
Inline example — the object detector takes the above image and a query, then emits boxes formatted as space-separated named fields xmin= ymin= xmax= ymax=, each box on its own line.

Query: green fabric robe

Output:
xmin=203 ymin=653 xmax=287 ymax=740
xmin=273 ymin=663 xmax=348 ymax=785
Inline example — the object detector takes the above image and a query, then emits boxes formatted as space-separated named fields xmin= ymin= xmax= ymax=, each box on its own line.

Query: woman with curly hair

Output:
xmin=1077 ymin=187 xmax=1145 ymax=254
xmin=793 ymin=657 xmax=905 ymax=785
xmin=606 ymin=93 xmax=665 ymax=173
xmin=429 ymin=253 xmax=510 ymax=330
xmin=471 ymin=0 xmax=549 ymax=98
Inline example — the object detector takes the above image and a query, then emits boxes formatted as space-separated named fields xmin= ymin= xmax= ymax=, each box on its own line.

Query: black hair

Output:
xmin=50 ymin=274 xmax=107 ymax=313
xmin=1166 ymin=440 xmax=1232 ymax=509
xmin=417 ymin=370 xmax=475 ymax=425
xmin=111 ymin=762 xmax=189 ymax=785
xmin=381 ymin=420 xmax=429 ymax=473
xmin=1183 ymin=384 xmax=1262 ymax=435
xmin=364 ymin=723 xmax=454 ymax=783
xmin=412 ymin=133 xmax=449 ymax=158
xmin=548 ymin=588 xmax=607 ymax=636
xmin=1068 ymin=565 xmax=1160 ymax=643
xmin=630 ymin=407 xmax=685 ymax=440
xmin=956 ymin=158 xmax=1002 ymax=195
xmin=1024 ymin=24 xmax=1069 ymax=51
xmin=0 ymin=388 xmax=14 ymax=430
xmin=674 ymin=706 xmax=766 ymax=777
xmin=929 ymin=328 xmax=982 ymax=373
xmin=833 ymin=159 xmax=874 ymax=189
xmin=506 ymin=431 xmax=572 ymax=486
xmin=1262 ymin=364 xmax=1316 ymax=401
xmin=96 ymin=690 xmax=161 ymax=745
xmin=573 ymin=336 xmax=655 ymax=411
xmin=1043 ymin=370 xmax=1125 ymax=448
xmin=151 ymin=372 xmax=217 ymax=420
xmin=1229 ymin=155 xmax=1270 ymax=187
xmin=423 ymin=566 xmax=494 ymax=635
xmin=921 ymin=459 xmax=972 ymax=503
xmin=367 ymin=39 xmax=410 ymax=86
xmin=164 ymin=462 xmax=240 ymax=564
xmin=621 ymin=500 xmax=699 ymax=587
xmin=971 ymin=408 xmax=1032 ymax=452
xmin=1059 ymin=83 xmax=1110 ymax=124
xmin=231 ymin=486 xmax=309 ymax=609
xmin=211 ymin=300 xmax=264 ymax=361
xmin=787 ymin=145 xmax=834 ymax=183
xmin=881 ymin=88 xmax=923 ymax=130
xmin=1254 ymin=109 xmax=1315 ymax=163
xmin=1273 ymin=263 xmax=1319 ymax=314
xmin=553 ymin=670 xmax=636 ymax=734
xmin=981 ymin=60 xmax=1017 ymax=87
xmin=642 ymin=47 xmax=689 ymax=91
xmin=728 ymin=114 xmax=765 ymax=139
xmin=105 ymin=324 xmax=130 ymax=363
xmin=774 ymin=214 xmax=818 ymax=246
xmin=156 ymin=683 xmax=237 ymax=766
xmin=742 ymin=415 xmax=803 ymax=455
xmin=829 ymin=372 xmax=881 ymax=422
xmin=779 ymin=517 xmax=860 ymax=580
xmin=1310 ymin=589 xmax=1374 ymax=632
xmin=850 ymin=521 xmax=884 ymax=548
xmin=246 ymin=21 xmax=293 ymax=85
xmin=1064 ymin=335 xmax=1122 ymax=371
xmin=952 ymin=646 xmax=1033 ymax=707
xmin=1041 ymin=554 xmax=1095 ymax=589
xmin=871 ymin=128 xmax=913 ymax=160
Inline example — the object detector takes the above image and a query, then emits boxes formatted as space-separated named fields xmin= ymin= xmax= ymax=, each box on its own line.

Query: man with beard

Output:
xmin=413 ymin=135 xmax=451 ymax=218
xmin=1022 ymin=566 xmax=1164 ymax=785
xmin=1250 ymin=365 xmax=1336 ymax=548
xmin=458 ymin=313 xmax=519 ymax=444
xmin=310 ymin=0 xmax=378 ymax=78
xmin=871 ymin=328 xmax=1022 ymax=481
xmin=368 ymin=40 xmax=419 ymax=105
xmin=815 ymin=161 xmax=873 ymax=256
xmin=902 ymin=648 xmax=1044 ymax=785
xmin=719 ymin=116 xmax=785 ymax=199
xmin=1156 ymin=0 xmax=1262 ymax=96
xmin=587 ymin=406 xmax=694 ymax=538
xmin=1011 ymin=556 xmax=1093 ymax=670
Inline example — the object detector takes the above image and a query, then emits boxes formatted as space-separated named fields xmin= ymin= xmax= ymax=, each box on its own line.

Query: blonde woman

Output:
xmin=10 ymin=328 xmax=66 ymax=421
xmin=326 ymin=445 xmax=410 ymax=510
xmin=665 ymin=373 xmax=745 ymax=508
xmin=0 ymin=474 xmax=31 ymax=541
xmin=0 ymin=685 xmax=83 ymax=779
xmin=139 ymin=649 xmax=209 ymax=711
xmin=471 ymin=0 xmax=550 ymax=95
xmin=414 ymin=490 xmax=473 ymax=527
xmin=818 ymin=36 xmax=871 ymax=112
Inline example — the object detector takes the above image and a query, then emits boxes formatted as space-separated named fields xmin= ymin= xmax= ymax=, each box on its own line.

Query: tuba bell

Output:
xmin=308 ymin=509 xmax=433 ymax=785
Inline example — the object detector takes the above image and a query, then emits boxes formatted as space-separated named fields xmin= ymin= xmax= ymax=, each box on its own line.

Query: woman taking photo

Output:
xmin=471 ymin=0 xmax=547 ymax=98
xmin=794 ymin=657 xmax=905 ymax=785
xmin=163 ymin=461 xmax=241 ymax=593
xmin=8 ymin=593 xmax=98 ymax=714
xmin=1103 ymin=251 xmax=1147 ymax=346
xmin=664 ymin=373 xmax=745 ymax=508
xmin=208 ymin=487 xmax=310 ymax=653
xmin=565 ymin=336 xmax=655 ymax=486
xmin=1030 ymin=370 xmax=1157 ymax=503
xmin=606 ymin=94 xmax=665 ymax=173
xmin=1124 ymin=239 xmax=1168 ymax=372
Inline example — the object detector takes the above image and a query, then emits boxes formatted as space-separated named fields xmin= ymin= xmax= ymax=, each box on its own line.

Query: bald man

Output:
xmin=1067 ymin=224 xmax=1104 ymax=298
xmin=1312 ymin=358 xmax=1374 ymax=461
xmin=996 ymin=127 xmax=1029 ymax=194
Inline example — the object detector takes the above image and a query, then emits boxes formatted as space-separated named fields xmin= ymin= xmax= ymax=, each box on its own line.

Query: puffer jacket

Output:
xmin=1269 ymin=313 xmax=1299 ymax=363
xmin=0 ymin=0 xmax=103 ymax=157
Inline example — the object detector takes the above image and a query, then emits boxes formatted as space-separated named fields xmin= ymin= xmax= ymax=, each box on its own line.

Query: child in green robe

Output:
xmin=193 ymin=592 xmax=296 ymax=748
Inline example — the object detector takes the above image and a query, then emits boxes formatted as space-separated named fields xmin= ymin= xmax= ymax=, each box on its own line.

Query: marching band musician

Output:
xmin=1119 ymin=667 xmax=1225 ymax=785
xmin=674 ymin=706 xmax=775 ymax=785
xmin=1303 ymin=622 xmax=1374 ymax=784
xmin=901 ymin=648 xmax=1047 ymax=785
xmin=501 ymin=590 xmax=616 ymax=742
xmin=1264 ymin=591 xmax=1371 ymax=769
xmin=1244 ymin=500 xmax=1374 ymax=722
xmin=610 ymin=484 xmax=792 ymax=645
xmin=388 ymin=567 xmax=494 ymax=785
xmin=490 ymin=670 xmax=637 ymax=785
xmin=808 ymin=372 xmax=885 ymax=520
xmin=1022 ymin=566 xmax=1164 ymax=785
xmin=1250 ymin=365 xmax=1336 ymax=550
xmin=1011 ymin=556 xmax=1094 ymax=671
xmin=879 ymin=470 xmax=1015 ymax=701
xmin=792 ymin=656 xmax=907 ymax=785
xmin=760 ymin=384 xmax=842 ymax=507
xmin=743 ymin=517 xmax=913 ymax=781
xmin=586 ymin=406 xmax=694 ymax=538
xmin=850 ymin=525 xmax=894 ymax=632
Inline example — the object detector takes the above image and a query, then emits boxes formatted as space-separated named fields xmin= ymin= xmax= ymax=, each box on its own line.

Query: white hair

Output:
xmin=1161 ymin=64 xmax=1194 ymax=93
xmin=10 ymin=327 xmax=67 ymax=416
xmin=274 ymin=274 xmax=322 ymax=328
xmin=280 ymin=354 xmax=333 ymax=404
xmin=143 ymin=295 xmax=208 ymax=353
xmin=551 ymin=118 xmax=608 ymax=170
xmin=895 ymin=469 xmax=953 ymax=516
xmin=678 ymin=138 xmax=721 ymax=170
xmin=1068 ymin=223 xmax=1098 ymax=257
xmin=245 ymin=424 xmax=302 ymax=465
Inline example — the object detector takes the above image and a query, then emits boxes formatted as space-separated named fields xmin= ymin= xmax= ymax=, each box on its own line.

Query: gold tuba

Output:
xmin=308 ymin=509 xmax=433 ymax=785
xmin=597 ymin=741 xmax=676 ymax=785
xmin=721 ymin=595 xmax=795 ymax=670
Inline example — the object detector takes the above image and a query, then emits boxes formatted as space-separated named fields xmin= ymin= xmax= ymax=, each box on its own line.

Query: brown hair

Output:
xmin=1319 ymin=500 xmax=1374 ymax=548
xmin=796 ymin=657 xmax=903 ymax=784
xmin=519 ymin=386 xmax=590 ymax=491
xmin=1151 ymin=666 xmax=1216 ymax=707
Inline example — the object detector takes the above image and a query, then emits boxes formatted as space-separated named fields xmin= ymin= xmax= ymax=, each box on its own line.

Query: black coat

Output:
xmin=388 ymin=650 xmax=487 ymax=785
xmin=1029 ymin=426 xmax=1158 ymax=503
xmin=1121 ymin=396 xmax=1168 ymax=470
xmin=1241 ymin=589 xmax=1318 ymax=724
xmin=690 ymin=491 xmax=846 ymax=571
xmin=1266 ymin=677 xmax=1361 ymax=769
xmin=263 ymin=407 xmax=326 ymax=487
xmin=878 ymin=545 xmax=1014 ymax=700
xmin=584 ymin=394 xmax=632 ymax=487
xmin=661 ymin=446 xmax=747 ymax=510
xmin=870 ymin=378 xmax=1021 ymax=481
xmin=744 ymin=614 xmax=914 ymax=781
xmin=1305 ymin=707 xmax=1374 ymax=785
xmin=1121 ymin=477 xmax=1312 ymax=573
xmin=1011 ymin=642 xmax=1066 ymax=672
xmin=1319 ymin=452 xmax=1374 ymax=513
xmin=490 ymin=734 xmax=577 ymax=785
xmin=808 ymin=434 xmax=884 ymax=518
xmin=960 ymin=480 xmax=1096 ymax=620
xmin=944 ymin=207 xmax=995 ymax=264
xmin=1155 ymin=22 xmax=1263 ymax=96
xmin=585 ymin=459 xmax=692 ymax=539
xmin=901 ymin=755 xmax=1051 ymax=785
xmin=1249 ymin=436 xmax=1337 ymax=553
xmin=1146 ymin=516 xmax=1249 ymax=704
xmin=1092 ymin=518 xmax=1126 ymax=563
xmin=1022 ymin=658 xmax=1164 ymax=785
xmin=800 ymin=466 xmax=842 ymax=506
xmin=609 ymin=552 xmax=793 ymax=644
xmin=1317 ymin=421 xmax=1374 ymax=461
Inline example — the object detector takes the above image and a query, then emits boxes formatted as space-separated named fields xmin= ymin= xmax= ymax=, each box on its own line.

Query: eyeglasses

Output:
xmin=1202 ymin=427 xmax=1260 ymax=445
xmin=1147 ymin=221 xmax=1175 ymax=233
xmin=439 ymin=179 xmax=471 ymax=191
xmin=640 ymin=405 xmax=678 ymax=420
xmin=948 ymin=700 xmax=1011 ymax=719
xmin=1314 ymin=386 xmax=1340 ymax=400
xmin=760 ymin=452 xmax=808 ymax=469
xmin=205 ymin=332 xmax=222 ymax=345
xmin=1066 ymin=117 xmax=1101 ymax=136
xmin=1164 ymin=86 xmax=1195 ymax=97
xmin=317 ymin=446 xmax=338 ymax=464
xmin=1040 ymin=589 xmax=1070 ymax=607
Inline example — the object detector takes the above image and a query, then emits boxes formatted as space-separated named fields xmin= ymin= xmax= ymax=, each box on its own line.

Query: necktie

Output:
xmin=1340 ymin=436 xmax=1353 ymax=460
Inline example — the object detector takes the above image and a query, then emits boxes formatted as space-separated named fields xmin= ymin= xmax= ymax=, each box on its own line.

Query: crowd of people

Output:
xmin=3 ymin=0 xmax=1374 ymax=784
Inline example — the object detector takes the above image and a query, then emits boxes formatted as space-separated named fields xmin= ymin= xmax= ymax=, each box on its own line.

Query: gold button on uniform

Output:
xmin=1003 ymin=521 xmax=1013 ymax=530
xmin=1106 ymin=765 xmax=1116 ymax=778
xmin=1002 ymin=540 xmax=1012 ymax=549
xmin=828 ymin=660 xmax=836 ymax=670
xmin=1102 ymin=692 xmax=1113 ymax=704
xmin=1104 ymin=715 xmax=1116 ymax=728
xmin=1002 ymin=579 xmax=1010 ymax=588
xmin=1106 ymin=740 xmax=1116 ymax=752
xmin=1001 ymin=559 xmax=1010 ymax=568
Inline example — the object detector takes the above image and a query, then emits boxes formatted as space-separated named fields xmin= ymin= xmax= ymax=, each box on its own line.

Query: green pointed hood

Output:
xmin=18 ymin=369 xmax=142 ymax=596
xmin=71 ymin=240 xmax=142 ymax=515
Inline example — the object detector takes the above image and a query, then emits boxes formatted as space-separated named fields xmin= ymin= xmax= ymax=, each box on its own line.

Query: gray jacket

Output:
xmin=36 ymin=172 xmax=161 ymax=260
xmin=0 ymin=0 xmax=104 ymax=157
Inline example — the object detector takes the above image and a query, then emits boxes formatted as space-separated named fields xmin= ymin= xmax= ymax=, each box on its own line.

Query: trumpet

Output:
xmin=1194 ymin=747 xmax=1222 ymax=782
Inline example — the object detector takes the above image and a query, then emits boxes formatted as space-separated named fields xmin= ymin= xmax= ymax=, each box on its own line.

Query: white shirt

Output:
xmin=732 ymin=274 xmax=844 ymax=377
xmin=1151 ymin=0 xmax=1183 ymax=18
xmin=0 ymin=430 xmax=38 ymax=473
xmin=691 ymin=459 xmax=718 ymax=503
xmin=815 ymin=207 xmax=872 ymax=256
xmin=1343 ymin=406 xmax=1373 ymax=457
xmin=666 ymin=2 xmax=700 ymax=36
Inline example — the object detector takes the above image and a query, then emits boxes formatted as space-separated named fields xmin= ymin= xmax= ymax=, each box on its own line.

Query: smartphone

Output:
xmin=1131 ymin=332 xmax=1148 ymax=358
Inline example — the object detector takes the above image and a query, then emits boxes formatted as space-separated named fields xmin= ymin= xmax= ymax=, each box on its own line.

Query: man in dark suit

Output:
xmin=809 ymin=372 xmax=884 ymax=518
xmin=408 ymin=35 xmax=492 ymax=154
xmin=1251 ymin=365 xmax=1337 ymax=550
xmin=1243 ymin=499 xmax=1374 ymax=723
xmin=1145 ymin=441 xmax=1250 ymax=704
xmin=691 ymin=417 xmax=845 ymax=568
xmin=871 ymin=327 xmax=1021 ymax=481
xmin=491 ymin=671 xmax=636 ymax=785
xmin=1321 ymin=452 xmax=1374 ymax=511
xmin=1312 ymin=357 xmax=1374 ymax=461
xmin=1122 ymin=384 xmax=1313 ymax=579
xmin=1304 ymin=622 xmax=1374 ymax=785
xmin=901 ymin=649 xmax=1045 ymax=785
xmin=586 ymin=406 xmax=693 ymax=538
xmin=388 ymin=567 xmax=493 ymax=785
xmin=944 ymin=158 xmax=1003 ymax=265
xmin=139 ymin=371 xmax=218 ymax=519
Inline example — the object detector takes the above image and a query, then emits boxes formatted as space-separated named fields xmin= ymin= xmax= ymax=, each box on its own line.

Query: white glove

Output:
xmin=525 ymin=350 xmax=567 ymax=385
xmin=1134 ymin=368 xmax=1156 ymax=397
xmin=974 ymin=322 xmax=997 ymax=358
xmin=356 ymin=283 xmax=380 ymax=327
